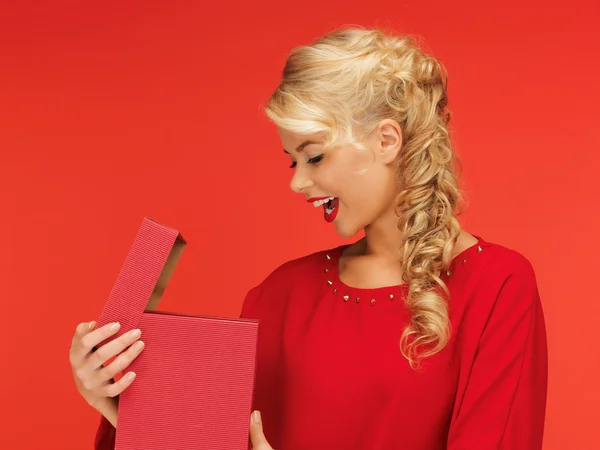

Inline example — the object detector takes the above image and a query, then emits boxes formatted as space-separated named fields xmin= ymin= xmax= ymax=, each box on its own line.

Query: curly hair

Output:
xmin=264 ymin=26 xmax=464 ymax=369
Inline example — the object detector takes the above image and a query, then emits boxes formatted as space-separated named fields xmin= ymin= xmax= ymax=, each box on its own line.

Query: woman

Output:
xmin=70 ymin=27 xmax=548 ymax=449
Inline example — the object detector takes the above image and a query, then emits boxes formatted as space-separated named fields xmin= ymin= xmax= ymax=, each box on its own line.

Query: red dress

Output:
xmin=95 ymin=236 xmax=548 ymax=449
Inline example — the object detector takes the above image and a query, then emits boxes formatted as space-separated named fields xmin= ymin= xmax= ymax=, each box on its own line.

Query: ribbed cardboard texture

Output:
xmin=95 ymin=217 xmax=258 ymax=450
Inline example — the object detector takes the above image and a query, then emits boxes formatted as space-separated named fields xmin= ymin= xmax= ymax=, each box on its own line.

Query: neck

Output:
xmin=360 ymin=206 xmax=404 ymax=260
xmin=359 ymin=209 xmax=470 ymax=262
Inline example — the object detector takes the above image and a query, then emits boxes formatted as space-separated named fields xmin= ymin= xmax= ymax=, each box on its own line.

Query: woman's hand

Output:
xmin=249 ymin=411 xmax=274 ymax=450
xmin=69 ymin=321 xmax=144 ymax=414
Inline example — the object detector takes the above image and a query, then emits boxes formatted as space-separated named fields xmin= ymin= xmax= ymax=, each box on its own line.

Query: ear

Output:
xmin=377 ymin=119 xmax=403 ymax=165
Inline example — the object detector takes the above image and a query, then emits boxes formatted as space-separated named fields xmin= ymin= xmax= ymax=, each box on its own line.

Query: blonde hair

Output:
xmin=264 ymin=26 xmax=463 ymax=369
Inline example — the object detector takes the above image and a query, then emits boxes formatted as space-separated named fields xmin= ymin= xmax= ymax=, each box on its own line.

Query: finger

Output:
xmin=69 ymin=321 xmax=97 ymax=366
xmin=79 ymin=337 xmax=145 ymax=392
xmin=86 ymin=328 xmax=142 ymax=371
xmin=101 ymin=370 xmax=137 ymax=398
xmin=73 ymin=322 xmax=121 ymax=362
xmin=75 ymin=321 xmax=96 ymax=338
xmin=71 ymin=321 xmax=95 ymax=347
xmin=249 ymin=411 xmax=272 ymax=449
xmin=93 ymin=339 xmax=145 ymax=386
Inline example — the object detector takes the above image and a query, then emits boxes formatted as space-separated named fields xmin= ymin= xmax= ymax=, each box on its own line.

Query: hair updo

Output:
xmin=265 ymin=26 xmax=464 ymax=370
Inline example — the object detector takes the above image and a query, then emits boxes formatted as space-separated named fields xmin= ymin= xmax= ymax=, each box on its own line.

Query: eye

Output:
xmin=308 ymin=154 xmax=324 ymax=165
xmin=288 ymin=154 xmax=323 ymax=169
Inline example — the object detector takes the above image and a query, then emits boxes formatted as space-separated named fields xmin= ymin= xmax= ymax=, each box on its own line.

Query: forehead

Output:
xmin=278 ymin=127 xmax=324 ymax=154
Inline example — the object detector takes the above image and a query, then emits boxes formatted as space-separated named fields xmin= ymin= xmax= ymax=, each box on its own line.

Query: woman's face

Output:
xmin=278 ymin=122 xmax=402 ymax=238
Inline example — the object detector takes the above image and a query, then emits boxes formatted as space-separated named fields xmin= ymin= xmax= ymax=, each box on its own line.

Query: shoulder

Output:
xmin=475 ymin=237 xmax=538 ymax=287
xmin=448 ymin=237 xmax=544 ymax=348
xmin=454 ymin=236 xmax=541 ymax=314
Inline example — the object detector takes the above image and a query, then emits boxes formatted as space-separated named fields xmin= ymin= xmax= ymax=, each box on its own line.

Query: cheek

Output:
xmin=330 ymin=150 xmax=382 ymax=198
xmin=314 ymin=155 xmax=392 ymax=211
xmin=345 ymin=172 xmax=382 ymax=202
xmin=342 ymin=172 xmax=394 ymax=228
xmin=311 ymin=165 xmax=345 ymax=194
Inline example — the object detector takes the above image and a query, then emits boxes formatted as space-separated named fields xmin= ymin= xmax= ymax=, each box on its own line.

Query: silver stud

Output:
xmin=324 ymin=268 xmax=329 ymax=273
xmin=389 ymin=294 xmax=394 ymax=300
xmin=356 ymin=297 xmax=360 ymax=303
xmin=326 ymin=254 xmax=331 ymax=260
xmin=327 ymin=280 xmax=333 ymax=286
xmin=371 ymin=299 xmax=376 ymax=305
xmin=477 ymin=246 xmax=483 ymax=252
xmin=447 ymin=270 xmax=452 ymax=276
xmin=462 ymin=259 xmax=467 ymax=264
xmin=343 ymin=295 xmax=349 ymax=302
xmin=333 ymin=288 xmax=337 ymax=294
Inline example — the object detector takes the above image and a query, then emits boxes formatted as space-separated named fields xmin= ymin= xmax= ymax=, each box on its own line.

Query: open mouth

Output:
xmin=324 ymin=198 xmax=338 ymax=215
xmin=311 ymin=196 xmax=339 ymax=222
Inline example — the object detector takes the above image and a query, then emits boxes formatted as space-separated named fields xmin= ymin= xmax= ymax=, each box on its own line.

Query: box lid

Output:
xmin=95 ymin=217 xmax=186 ymax=347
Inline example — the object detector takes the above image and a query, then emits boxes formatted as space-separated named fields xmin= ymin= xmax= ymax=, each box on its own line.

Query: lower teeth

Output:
xmin=325 ymin=199 xmax=336 ymax=215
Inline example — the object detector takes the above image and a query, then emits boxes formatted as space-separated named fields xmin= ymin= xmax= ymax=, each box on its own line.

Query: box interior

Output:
xmin=146 ymin=234 xmax=186 ymax=311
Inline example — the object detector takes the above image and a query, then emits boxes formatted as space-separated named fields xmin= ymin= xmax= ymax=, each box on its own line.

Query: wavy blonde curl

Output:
xmin=264 ymin=26 xmax=464 ymax=370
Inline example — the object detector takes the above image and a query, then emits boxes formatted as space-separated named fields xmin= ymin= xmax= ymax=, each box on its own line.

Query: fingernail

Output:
xmin=88 ymin=321 xmax=96 ymax=331
xmin=127 ymin=372 xmax=136 ymax=381
xmin=133 ymin=341 xmax=144 ymax=352
xmin=109 ymin=322 xmax=120 ymax=331
xmin=252 ymin=410 xmax=261 ymax=423
xmin=130 ymin=328 xmax=141 ymax=338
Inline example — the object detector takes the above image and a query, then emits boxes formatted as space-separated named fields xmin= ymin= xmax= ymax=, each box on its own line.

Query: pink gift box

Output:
xmin=95 ymin=217 xmax=258 ymax=450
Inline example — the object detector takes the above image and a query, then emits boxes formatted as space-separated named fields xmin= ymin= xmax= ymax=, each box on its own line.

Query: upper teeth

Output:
xmin=313 ymin=197 xmax=335 ymax=208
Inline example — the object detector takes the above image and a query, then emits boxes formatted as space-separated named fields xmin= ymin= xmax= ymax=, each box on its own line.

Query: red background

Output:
xmin=0 ymin=1 xmax=598 ymax=448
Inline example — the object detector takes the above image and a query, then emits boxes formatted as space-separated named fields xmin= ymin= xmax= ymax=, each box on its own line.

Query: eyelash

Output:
xmin=289 ymin=154 xmax=324 ymax=169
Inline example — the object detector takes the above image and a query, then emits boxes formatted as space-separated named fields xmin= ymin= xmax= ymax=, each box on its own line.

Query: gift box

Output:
xmin=95 ymin=217 xmax=259 ymax=450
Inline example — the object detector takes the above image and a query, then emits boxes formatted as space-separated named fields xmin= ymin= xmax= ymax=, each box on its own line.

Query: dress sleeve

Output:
xmin=239 ymin=283 xmax=264 ymax=319
xmin=447 ymin=258 xmax=548 ymax=450
xmin=94 ymin=415 xmax=116 ymax=450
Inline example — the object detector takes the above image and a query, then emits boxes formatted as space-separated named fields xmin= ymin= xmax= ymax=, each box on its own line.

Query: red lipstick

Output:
xmin=324 ymin=197 xmax=339 ymax=223
xmin=305 ymin=196 xmax=339 ymax=223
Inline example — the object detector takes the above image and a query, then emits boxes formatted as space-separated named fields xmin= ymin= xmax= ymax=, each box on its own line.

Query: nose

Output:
xmin=289 ymin=165 xmax=314 ymax=194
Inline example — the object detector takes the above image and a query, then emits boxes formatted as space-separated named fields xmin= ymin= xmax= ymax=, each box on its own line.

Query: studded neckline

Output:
xmin=322 ymin=236 xmax=489 ymax=306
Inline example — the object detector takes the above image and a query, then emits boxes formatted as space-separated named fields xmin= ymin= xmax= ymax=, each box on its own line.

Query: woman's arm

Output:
xmin=447 ymin=259 xmax=548 ymax=449
xmin=93 ymin=396 xmax=118 ymax=450
xmin=94 ymin=414 xmax=117 ymax=450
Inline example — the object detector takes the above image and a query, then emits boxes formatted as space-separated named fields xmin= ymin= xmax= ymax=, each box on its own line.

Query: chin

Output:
xmin=333 ymin=220 xmax=362 ymax=239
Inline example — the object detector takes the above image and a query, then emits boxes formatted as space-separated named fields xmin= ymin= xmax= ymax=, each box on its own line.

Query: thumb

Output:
xmin=249 ymin=411 xmax=271 ymax=449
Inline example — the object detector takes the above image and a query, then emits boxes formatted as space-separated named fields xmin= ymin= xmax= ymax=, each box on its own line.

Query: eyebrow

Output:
xmin=283 ymin=140 xmax=322 ymax=154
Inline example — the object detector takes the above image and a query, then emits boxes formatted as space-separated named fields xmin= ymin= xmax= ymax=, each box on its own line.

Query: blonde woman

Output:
xmin=72 ymin=27 xmax=548 ymax=450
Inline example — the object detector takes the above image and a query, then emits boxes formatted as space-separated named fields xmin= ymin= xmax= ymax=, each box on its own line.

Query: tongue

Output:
xmin=323 ymin=197 xmax=339 ymax=223
xmin=324 ymin=198 xmax=339 ymax=212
